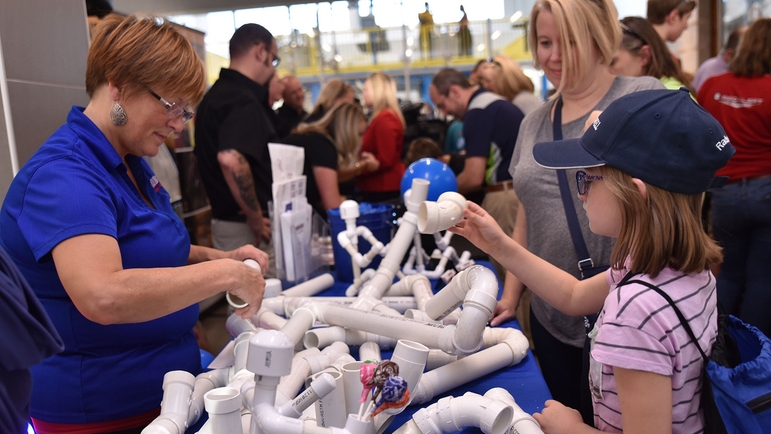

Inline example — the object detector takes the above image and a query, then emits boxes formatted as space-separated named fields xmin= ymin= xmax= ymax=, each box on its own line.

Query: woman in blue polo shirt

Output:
xmin=0 ymin=15 xmax=268 ymax=434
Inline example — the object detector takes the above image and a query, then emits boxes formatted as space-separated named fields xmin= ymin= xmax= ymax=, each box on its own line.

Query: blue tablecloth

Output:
xmin=314 ymin=261 xmax=551 ymax=433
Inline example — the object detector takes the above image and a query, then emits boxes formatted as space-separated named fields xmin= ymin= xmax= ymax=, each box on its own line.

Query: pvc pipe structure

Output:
xmin=384 ymin=340 xmax=429 ymax=414
xmin=303 ymin=326 xmax=397 ymax=351
xmin=311 ymin=369 xmax=347 ymax=427
xmin=417 ymin=192 xmax=467 ymax=234
xmin=483 ymin=388 xmax=543 ymax=434
xmin=337 ymin=226 xmax=385 ymax=268
xmin=276 ymin=347 xmax=321 ymax=406
xmin=357 ymin=179 xmax=429 ymax=302
xmin=203 ymin=387 xmax=242 ymax=434
xmin=345 ymin=268 xmax=376 ymax=297
xmin=411 ymin=332 xmax=529 ymax=406
xmin=281 ymin=273 xmax=335 ymax=297
xmin=251 ymin=307 xmax=289 ymax=332
xmin=142 ymin=371 xmax=196 ymax=434
xmin=393 ymin=392 xmax=513 ymax=434
xmin=261 ymin=295 xmax=416 ymax=317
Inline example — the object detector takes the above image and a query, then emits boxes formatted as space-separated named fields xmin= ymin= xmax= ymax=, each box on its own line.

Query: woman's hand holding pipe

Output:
xmin=225 ymin=259 xmax=266 ymax=319
xmin=226 ymin=244 xmax=269 ymax=274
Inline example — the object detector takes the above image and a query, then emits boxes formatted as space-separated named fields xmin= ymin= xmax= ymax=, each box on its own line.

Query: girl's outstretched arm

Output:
xmin=449 ymin=201 xmax=609 ymax=316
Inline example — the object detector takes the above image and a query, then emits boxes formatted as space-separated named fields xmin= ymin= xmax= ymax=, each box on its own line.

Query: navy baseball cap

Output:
xmin=533 ymin=88 xmax=736 ymax=194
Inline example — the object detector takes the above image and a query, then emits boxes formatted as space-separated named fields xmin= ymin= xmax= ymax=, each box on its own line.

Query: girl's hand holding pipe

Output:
xmin=490 ymin=295 xmax=518 ymax=327
xmin=533 ymin=400 xmax=592 ymax=434
xmin=447 ymin=201 xmax=508 ymax=257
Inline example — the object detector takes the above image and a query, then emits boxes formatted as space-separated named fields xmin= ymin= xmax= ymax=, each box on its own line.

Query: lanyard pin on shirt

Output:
xmin=226 ymin=259 xmax=262 ymax=309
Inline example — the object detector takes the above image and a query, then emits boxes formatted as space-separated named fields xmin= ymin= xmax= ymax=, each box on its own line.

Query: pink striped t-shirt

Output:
xmin=589 ymin=265 xmax=718 ymax=432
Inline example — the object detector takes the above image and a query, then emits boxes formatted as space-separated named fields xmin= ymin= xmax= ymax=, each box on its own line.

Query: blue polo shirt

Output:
xmin=463 ymin=88 xmax=525 ymax=185
xmin=0 ymin=107 xmax=200 ymax=423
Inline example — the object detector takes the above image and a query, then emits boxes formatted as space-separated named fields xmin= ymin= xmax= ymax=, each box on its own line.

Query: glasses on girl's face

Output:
xmin=576 ymin=170 xmax=603 ymax=195
xmin=148 ymin=90 xmax=194 ymax=124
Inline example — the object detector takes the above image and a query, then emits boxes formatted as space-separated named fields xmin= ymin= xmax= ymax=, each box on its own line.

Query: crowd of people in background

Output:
xmin=1 ymin=0 xmax=769 ymax=432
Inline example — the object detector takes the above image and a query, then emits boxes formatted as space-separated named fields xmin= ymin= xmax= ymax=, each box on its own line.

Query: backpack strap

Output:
xmin=622 ymin=278 xmax=710 ymax=363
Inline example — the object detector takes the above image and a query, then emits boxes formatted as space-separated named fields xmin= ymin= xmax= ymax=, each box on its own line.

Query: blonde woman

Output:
xmin=305 ymin=79 xmax=356 ymax=124
xmin=282 ymin=102 xmax=371 ymax=217
xmin=491 ymin=0 xmax=664 ymax=425
xmin=479 ymin=55 xmax=542 ymax=115
xmin=356 ymin=72 xmax=406 ymax=203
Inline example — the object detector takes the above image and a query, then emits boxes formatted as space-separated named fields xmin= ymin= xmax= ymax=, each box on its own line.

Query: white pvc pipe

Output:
xmin=304 ymin=341 xmax=352 ymax=374
xmin=233 ymin=331 xmax=256 ymax=374
xmin=143 ymin=371 xmax=195 ymax=434
xmin=384 ymin=340 xmax=429 ymax=415
xmin=251 ymin=307 xmax=288 ymax=331
xmin=424 ymin=350 xmax=458 ymax=371
xmin=312 ymin=369 xmax=347 ymax=428
xmin=227 ymin=313 xmax=261 ymax=337
xmin=204 ymin=387 xmax=242 ymax=434
xmin=411 ymin=335 xmax=529 ymax=405
xmin=358 ymin=342 xmax=381 ymax=363
xmin=483 ymin=388 xmax=543 ymax=434
xmin=303 ymin=326 xmax=398 ymax=350
xmin=189 ymin=369 xmax=229 ymax=428
xmin=417 ymin=192 xmax=467 ymax=234
xmin=277 ymin=347 xmax=321 ymax=406
xmin=266 ymin=296 xmax=416 ymax=317
xmin=408 ymin=393 xmax=513 ymax=434
xmin=279 ymin=307 xmax=316 ymax=346
xmin=281 ymin=273 xmax=335 ymax=297
xmin=345 ymin=268 xmax=377 ymax=297
xmin=278 ymin=372 xmax=337 ymax=418
xmin=341 ymin=361 xmax=364 ymax=417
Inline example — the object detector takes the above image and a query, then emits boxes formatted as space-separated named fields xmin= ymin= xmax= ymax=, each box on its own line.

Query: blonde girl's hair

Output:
xmin=529 ymin=0 xmax=620 ymax=95
xmin=601 ymin=166 xmax=723 ymax=278
xmin=307 ymin=79 xmax=354 ymax=120
xmin=87 ymin=14 xmax=205 ymax=104
xmin=365 ymin=72 xmax=406 ymax=128
xmin=485 ymin=55 xmax=535 ymax=100
xmin=294 ymin=102 xmax=365 ymax=167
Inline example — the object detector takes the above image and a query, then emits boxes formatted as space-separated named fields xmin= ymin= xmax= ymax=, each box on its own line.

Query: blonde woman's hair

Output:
xmin=87 ymin=14 xmax=205 ymax=103
xmin=484 ymin=55 xmax=535 ymax=100
xmin=601 ymin=166 xmax=723 ymax=278
xmin=366 ymin=72 xmax=406 ymax=127
xmin=294 ymin=102 xmax=365 ymax=167
xmin=308 ymin=79 xmax=354 ymax=120
xmin=529 ymin=0 xmax=620 ymax=95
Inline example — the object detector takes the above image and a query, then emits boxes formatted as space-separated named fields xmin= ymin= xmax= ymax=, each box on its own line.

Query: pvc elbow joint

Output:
xmin=417 ymin=192 xmax=467 ymax=234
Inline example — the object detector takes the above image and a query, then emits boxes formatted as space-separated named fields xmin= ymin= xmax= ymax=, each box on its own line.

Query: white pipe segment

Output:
xmin=311 ymin=369 xmax=347 ymax=427
xmin=278 ymin=373 xmax=337 ymax=418
xmin=410 ymin=334 xmax=529 ymax=405
xmin=383 ymin=340 xmax=429 ymax=415
xmin=233 ymin=332 xmax=256 ymax=374
xmin=279 ymin=307 xmax=316 ymax=346
xmin=483 ymin=389 xmax=543 ymax=434
xmin=142 ymin=371 xmax=196 ymax=434
xmin=227 ymin=314 xmax=261 ymax=337
xmin=203 ymin=387 xmax=242 ymax=434
xmin=188 ymin=369 xmax=229 ymax=428
xmin=432 ymin=232 xmax=453 ymax=251
xmin=417 ymin=192 xmax=467 ymax=234
xmin=384 ymin=275 xmax=433 ymax=311
xmin=341 ymin=361 xmax=364 ymax=417
xmin=251 ymin=308 xmax=289 ymax=331
xmin=358 ymin=179 xmax=429 ymax=301
xmin=424 ymin=350 xmax=458 ymax=371
xmin=345 ymin=268 xmax=376 ymax=297
xmin=359 ymin=341 xmax=382 ymax=362
xmin=281 ymin=273 xmax=335 ymax=297
xmin=409 ymin=393 xmax=513 ymax=434
xmin=311 ymin=303 xmax=456 ymax=354
xmin=424 ymin=265 xmax=496 ymax=322
xmin=274 ymin=296 xmax=416 ymax=317
xmin=276 ymin=348 xmax=321 ymax=406
xmin=303 ymin=341 xmax=352 ymax=374
xmin=303 ymin=326 xmax=398 ymax=350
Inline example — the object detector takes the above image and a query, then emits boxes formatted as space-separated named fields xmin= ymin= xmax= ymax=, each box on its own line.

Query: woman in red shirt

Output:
xmin=356 ymin=72 xmax=406 ymax=203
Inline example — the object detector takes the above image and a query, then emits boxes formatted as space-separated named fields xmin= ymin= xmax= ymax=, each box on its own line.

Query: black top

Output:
xmin=275 ymin=105 xmax=308 ymax=139
xmin=194 ymin=69 xmax=276 ymax=220
xmin=280 ymin=131 xmax=338 ymax=218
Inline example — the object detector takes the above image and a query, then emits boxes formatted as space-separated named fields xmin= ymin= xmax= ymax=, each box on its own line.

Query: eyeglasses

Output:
xmin=576 ymin=171 xmax=603 ymax=195
xmin=149 ymin=90 xmax=194 ymax=124
xmin=270 ymin=51 xmax=281 ymax=68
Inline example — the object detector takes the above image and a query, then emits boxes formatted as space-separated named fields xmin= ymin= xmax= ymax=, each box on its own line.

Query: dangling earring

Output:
xmin=110 ymin=102 xmax=127 ymax=126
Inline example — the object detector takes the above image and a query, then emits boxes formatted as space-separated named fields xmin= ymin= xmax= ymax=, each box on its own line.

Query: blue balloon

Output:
xmin=401 ymin=158 xmax=458 ymax=201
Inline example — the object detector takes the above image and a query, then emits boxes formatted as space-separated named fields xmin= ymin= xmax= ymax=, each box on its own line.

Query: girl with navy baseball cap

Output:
xmin=450 ymin=88 xmax=735 ymax=433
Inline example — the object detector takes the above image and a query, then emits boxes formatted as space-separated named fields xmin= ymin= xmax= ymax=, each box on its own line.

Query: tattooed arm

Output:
xmin=218 ymin=149 xmax=271 ymax=244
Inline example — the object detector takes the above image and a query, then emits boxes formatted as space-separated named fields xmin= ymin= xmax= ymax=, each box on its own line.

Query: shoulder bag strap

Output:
xmin=622 ymin=278 xmax=709 ymax=362
xmin=553 ymin=97 xmax=595 ymax=274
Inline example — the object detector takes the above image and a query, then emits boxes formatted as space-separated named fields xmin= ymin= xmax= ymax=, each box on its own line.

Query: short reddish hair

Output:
xmin=86 ymin=14 xmax=205 ymax=104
